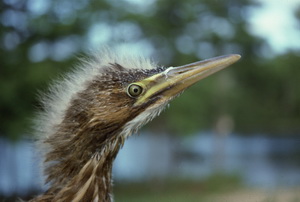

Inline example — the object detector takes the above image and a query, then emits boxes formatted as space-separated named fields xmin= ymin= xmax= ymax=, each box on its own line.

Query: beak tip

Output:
xmin=223 ymin=54 xmax=241 ymax=66
xmin=235 ymin=54 xmax=241 ymax=59
xmin=229 ymin=54 xmax=241 ymax=62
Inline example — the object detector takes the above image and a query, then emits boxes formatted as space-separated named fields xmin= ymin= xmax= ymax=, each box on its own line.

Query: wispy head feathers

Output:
xmin=35 ymin=48 xmax=157 ymax=142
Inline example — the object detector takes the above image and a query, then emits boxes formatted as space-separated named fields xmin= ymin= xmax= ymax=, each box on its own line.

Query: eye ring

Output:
xmin=127 ymin=84 xmax=143 ymax=98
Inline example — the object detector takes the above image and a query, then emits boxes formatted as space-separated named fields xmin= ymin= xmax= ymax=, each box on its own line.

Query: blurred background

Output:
xmin=1 ymin=0 xmax=300 ymax=201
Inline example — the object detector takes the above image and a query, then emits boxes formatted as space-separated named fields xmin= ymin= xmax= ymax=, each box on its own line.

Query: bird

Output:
xmin=30 ymin=48 xmax=240 ymax=202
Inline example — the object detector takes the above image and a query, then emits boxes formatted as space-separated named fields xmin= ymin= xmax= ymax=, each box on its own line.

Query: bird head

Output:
xmin=63 ymin=53 xmax=241 ymax=142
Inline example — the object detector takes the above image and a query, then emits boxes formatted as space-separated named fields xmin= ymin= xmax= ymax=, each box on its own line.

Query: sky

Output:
xmin=248 ymin=0 xmax=300 ymax=54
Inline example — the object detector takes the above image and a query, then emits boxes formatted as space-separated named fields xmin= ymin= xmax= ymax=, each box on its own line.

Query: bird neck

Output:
xmin=51 ymin=143 xmax=120 ymax=202
xmin=35 ymin=124 xmax=125 ymax=202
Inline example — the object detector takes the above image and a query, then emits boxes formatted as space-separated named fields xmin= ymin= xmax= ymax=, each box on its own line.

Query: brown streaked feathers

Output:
xmin=30 ymin=51 xmax=166 ymax=202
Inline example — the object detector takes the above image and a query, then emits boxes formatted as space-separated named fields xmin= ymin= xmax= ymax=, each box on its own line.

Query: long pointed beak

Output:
xmin=135 ymin=54 xmax=241 ymax=106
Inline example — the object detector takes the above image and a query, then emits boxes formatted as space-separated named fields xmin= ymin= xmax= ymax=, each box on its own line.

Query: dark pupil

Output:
xmin=128 ymin=84 xmax=142 ymax=97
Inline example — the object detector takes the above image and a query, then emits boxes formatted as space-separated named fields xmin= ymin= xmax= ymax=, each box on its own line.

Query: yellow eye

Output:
xmin=127 ymin=84 xmax=143 ymax=98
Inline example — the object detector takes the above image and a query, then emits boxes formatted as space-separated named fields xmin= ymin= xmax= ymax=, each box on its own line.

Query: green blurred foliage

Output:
xmin=1 ymin=0 xmax=300 ymax=140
